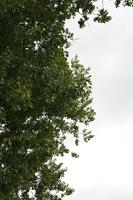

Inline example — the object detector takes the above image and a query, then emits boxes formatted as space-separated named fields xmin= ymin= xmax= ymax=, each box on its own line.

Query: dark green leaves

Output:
xmin=115 ymin=0 xmax=133 ymax=7
xmin=0 ymin=0 xmax=132 ymax=199
xmin=94 ymin=9 xmax=112 ymax=23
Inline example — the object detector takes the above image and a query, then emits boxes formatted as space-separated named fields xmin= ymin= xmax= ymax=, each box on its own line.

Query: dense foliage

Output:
xmin=0 ymin=0 xmax=133 ymax=199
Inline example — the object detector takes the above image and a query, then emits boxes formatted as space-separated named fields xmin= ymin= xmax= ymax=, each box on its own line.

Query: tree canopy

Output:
xmin=0 ymin=0 xmax=133 ymax=199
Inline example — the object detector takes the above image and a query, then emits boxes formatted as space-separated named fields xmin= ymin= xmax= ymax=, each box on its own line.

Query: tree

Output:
xmin=0 ymin=0 xmax=132 ymax=199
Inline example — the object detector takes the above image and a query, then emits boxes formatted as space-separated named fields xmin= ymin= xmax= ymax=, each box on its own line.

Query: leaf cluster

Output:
xmin=0 ymin=0 xmax=132 ymax=199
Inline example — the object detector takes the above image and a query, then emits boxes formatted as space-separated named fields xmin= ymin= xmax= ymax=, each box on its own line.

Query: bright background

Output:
xmin=64 ymin=4 xmax=133 ymax=200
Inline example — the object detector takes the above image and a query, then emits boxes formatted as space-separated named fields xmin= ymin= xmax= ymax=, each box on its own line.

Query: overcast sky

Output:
xmin=64 ymin=5 xmax=133 ymax=200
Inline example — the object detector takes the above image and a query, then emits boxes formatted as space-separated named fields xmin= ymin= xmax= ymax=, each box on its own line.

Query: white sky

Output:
xmin=64 ymin=5 xmax=133 ymax=200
